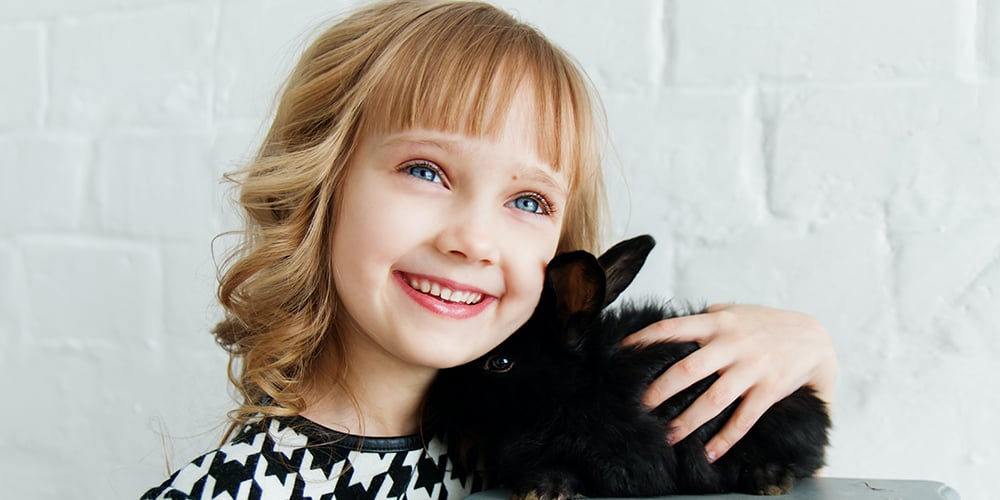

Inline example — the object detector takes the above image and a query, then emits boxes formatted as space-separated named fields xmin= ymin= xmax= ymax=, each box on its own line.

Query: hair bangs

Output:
xmin=357 ymin=2 xmax=589 ymax=184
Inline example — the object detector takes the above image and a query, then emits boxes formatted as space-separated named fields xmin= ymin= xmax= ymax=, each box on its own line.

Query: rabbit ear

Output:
xmin=597 ymin=234 xmax=656 ymax=306
xmin=545 ymin=250 xmax=607 ymax=342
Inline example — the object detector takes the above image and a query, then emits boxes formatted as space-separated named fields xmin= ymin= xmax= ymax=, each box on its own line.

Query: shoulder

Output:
xmin=140 ymin=416 xmax=487 ymax=499
xmin=139 ymin=421 xmax=273 ymax=500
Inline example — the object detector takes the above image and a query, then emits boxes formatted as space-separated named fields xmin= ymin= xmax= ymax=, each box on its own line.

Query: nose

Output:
xmin=434 ymin=209 xmax=501 ymax=265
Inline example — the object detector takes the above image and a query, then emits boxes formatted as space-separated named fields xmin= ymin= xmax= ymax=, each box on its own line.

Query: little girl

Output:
xmin=141 ymin=1 xmax=836 ymax=498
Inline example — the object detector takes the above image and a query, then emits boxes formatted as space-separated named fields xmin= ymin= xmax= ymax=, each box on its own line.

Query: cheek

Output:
xmin=514 ymin=224 xmax=562 ymax=295
xmin=505 ymin=250 xmax=551 ymax=314
xmin=331 ymin=173 xmax=416 ymax=266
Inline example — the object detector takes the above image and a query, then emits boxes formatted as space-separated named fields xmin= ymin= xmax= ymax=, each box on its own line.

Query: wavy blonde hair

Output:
xmin=213 ymin=0 xmax=608 ymax=439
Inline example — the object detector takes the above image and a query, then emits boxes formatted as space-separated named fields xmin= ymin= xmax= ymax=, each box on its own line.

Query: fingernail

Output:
xmin=705 ymin=449 xmax=718 ymax=463
xmin=666 ymin=424 xmax=681 ymax=445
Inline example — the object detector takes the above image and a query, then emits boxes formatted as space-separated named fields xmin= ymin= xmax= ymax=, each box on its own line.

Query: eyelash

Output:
xmin=399 ymin=160 xmax=557 ymax=216
xmin=401 ymin=160 xmax=446 ymax=185
xmin=513 ymin=191 xmax=556 ymax=216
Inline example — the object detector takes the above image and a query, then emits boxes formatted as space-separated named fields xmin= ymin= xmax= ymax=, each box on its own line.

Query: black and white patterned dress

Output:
xmin=141 ymin=416 xmax=486 ymax=499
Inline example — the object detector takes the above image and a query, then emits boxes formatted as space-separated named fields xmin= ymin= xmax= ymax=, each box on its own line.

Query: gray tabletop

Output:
xmin=465 ymin=477 xmax=960 ymax=499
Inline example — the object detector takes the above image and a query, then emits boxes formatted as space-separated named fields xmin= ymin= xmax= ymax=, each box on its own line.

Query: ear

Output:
xmin=596 ymin=234 xmax=656 ymax=306
xmin=545 ymin=250 xmax=607 ymax=336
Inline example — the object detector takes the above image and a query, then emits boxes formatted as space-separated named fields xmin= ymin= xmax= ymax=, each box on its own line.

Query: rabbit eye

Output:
xmin=484 ymin=355 xmax=514 ymax=373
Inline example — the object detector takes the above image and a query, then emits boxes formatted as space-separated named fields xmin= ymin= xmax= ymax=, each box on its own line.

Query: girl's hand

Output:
xmin=621 ymin=304 xmax=837 ymax=463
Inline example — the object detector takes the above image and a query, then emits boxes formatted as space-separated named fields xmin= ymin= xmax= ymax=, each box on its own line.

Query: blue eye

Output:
xmin=406 ymin=163 xmax=442 ymax=184
xmin=510 ymin=194 xmax=549 ymax=215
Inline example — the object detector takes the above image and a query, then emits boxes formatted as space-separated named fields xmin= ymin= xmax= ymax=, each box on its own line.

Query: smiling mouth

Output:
xmin=404 ymin=277 xmax=485 ymax=305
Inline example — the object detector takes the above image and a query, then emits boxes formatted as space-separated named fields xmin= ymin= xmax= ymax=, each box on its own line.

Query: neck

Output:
xmin=301 ymin=330 xmax=437 ymax=437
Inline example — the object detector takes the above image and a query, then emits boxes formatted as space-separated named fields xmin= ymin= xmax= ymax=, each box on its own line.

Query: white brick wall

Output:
xmin=1 ymin=1 xmax=996 ymax=498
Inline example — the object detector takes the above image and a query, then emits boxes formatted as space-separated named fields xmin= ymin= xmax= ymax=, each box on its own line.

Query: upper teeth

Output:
xmin=408 ymin=278 xmax=484 ymax=305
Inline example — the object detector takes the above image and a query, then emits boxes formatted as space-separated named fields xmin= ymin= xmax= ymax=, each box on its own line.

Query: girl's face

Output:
xmin=331 ymin=87 xmax=569 ymax=374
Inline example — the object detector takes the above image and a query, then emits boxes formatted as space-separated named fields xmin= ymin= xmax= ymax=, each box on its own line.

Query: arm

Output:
xmin=622 ymin=304 xmax=837 ymax=462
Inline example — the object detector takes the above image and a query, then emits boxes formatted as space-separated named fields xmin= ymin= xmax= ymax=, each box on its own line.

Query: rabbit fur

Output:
xmin=426 ymin=235 xmax=830 ymax=499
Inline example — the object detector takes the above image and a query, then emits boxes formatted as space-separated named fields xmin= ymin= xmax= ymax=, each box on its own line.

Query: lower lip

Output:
xmin=394 ymin=273 xmax=494 ymax=319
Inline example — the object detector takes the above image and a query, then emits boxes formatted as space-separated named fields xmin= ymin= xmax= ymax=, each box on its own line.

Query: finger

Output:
xmin=666 ymin=369 xmax=752 ymax=445
xmin=622 ymin=312 xmax=720 ymax=348
xmin=703 ymin=387 xmax=773 ymax=462
xmin=642 ymin=345 xmax=727 ymax=408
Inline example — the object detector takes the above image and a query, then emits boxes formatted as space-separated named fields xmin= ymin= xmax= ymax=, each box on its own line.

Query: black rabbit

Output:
xmin=426 ymin=235 xmax=830 ymax=499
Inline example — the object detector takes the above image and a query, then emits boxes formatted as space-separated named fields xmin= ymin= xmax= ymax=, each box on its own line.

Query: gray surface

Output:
xmin=465 ymin=477 xmax=960 ymax=499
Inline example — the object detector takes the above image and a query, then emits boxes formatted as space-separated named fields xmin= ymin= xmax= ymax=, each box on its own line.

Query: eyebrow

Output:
xmin=379 ymin=135 xmax=459 ymax=153
xmin=379 ymin=134 xmax=568 ymax=198
xmin=511 ymin=166 xmax=568 ymax=199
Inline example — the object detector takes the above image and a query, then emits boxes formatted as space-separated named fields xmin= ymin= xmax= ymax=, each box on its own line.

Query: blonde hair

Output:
xmin=213 ymin=0 xmax=608 ymax=438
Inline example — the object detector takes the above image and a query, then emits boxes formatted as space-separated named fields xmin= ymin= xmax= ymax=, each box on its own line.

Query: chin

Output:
xmin=423 ymin=354 xmax=476 ymax=371
xmin=415 ymin=344 xmax=491 ymax=371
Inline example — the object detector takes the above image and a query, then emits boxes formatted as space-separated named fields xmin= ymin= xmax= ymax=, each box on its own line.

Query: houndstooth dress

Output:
xmin=140 ymin=416 xmax=486 ymax=500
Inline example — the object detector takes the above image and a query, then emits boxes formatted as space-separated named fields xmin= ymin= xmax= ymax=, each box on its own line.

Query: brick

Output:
xmin=826 ymin=357 xmax=992 ymax=489
xmin=0 ymin=346 xmax=107 ymax=498
xmin=0 ymin=243 xmax=19 ymax=351
xmin=93 ymin=132 xmax=216 ymax=240
xmin=766 ymin=83 xmax=1000 ymax=222
xmin=888 ymin=193 xmax=1000 ymax=355
xmin=130 ymin=351 xmax=233 ymax=496
xmin=494 ymin=0 xmax=661 ymax=93
xmin=0 ymin=24 xmax=44 ymax=128
xmin=215 ymin=0 xmax=356 ymax=120
xmin=0 ymin=134 xmax=89 ymax=235
xmin=20 ymin=237 xmax=160 ymax=347
xmin=0 ymin=0 xmax=168 ymax=21
xmin=0 ymin=344 xmax=228 ymax=498
xmin=48 ymin=4 xmax=215 ymax=128
xmin=672 ymin=0 xmax=955 ymax=84
xmin=603 ymin=90 xmax=766 ymax=243
xmin=128 ymin=347 xmax=232 ymax=496
xmin=211 ymin=121 xmax=263 ymax=232
xmin=983 ymin=0 xmax=1000 ymax=75
xmin=903 ymin=82 xmax=1000 ymax=204
xmin=0 ymin=349 xmax=79 ymax=498
xmin=161 ymin=243 xmax=223 ymax=349
xmin=838 ymin=344 xmax=998 ymax=484
xmin=671 ymin=216 xmax=892 ymax=342
xmin=212 ymin=121 xmax=261 ymax=176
